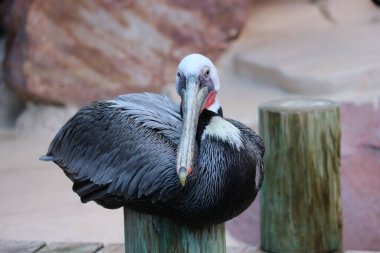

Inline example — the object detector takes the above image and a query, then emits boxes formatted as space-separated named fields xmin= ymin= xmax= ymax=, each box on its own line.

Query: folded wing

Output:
xmin=43 ymin=93 xmax=183 ymax=208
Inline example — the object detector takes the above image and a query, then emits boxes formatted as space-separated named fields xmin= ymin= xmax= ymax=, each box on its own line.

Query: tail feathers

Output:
xmin=73 ymin=178 xmax=110 ymax=204
xmin=39 ymin=155 xmax=56 ymax=161
xmin=95 ymin=196 xmax=124 ymax=209
xmin=72 ymin=178 xmax=123 ymax=209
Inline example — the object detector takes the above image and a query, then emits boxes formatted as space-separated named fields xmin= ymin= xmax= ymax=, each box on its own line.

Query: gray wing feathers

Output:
xmin=111 ymin=93 xmax=181 ymax=145
xmin=46 ymin=93 xmax=182 ymax=206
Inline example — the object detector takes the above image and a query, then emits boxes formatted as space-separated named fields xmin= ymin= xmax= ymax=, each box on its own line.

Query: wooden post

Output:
xmin=124 ymin=208 xmax=226 ymax=253
xmin=259 ymin=98 xmax=342 ymax=253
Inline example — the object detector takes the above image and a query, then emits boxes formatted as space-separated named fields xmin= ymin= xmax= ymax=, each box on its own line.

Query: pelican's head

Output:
xmin=175 ymin=53 xmax=221 ymax=186
xmin=176 ymin=54 xmax=220 ymax=113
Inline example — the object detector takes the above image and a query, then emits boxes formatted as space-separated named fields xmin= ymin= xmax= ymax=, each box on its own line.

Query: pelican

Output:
xmin=41 ymin=54 xmax=264 ymax=227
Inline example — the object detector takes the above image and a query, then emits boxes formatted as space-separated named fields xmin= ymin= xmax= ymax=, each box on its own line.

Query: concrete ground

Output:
xmin=1 ymin=0 xmax=380 ymax=250
xmin=0 ymin=130 xmax=125 ymax=243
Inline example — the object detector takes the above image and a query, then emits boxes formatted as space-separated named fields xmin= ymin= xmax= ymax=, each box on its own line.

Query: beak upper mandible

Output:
xmin=176 ymin=76 xmax=208 ymax=186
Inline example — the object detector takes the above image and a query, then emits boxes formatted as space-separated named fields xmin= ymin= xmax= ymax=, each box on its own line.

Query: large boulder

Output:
xmin=235 ymin=25 xmax=380 ymax=96
xmin=315 ymin=0 xmax=380 ymax=25
xmin=2 ymin=0 xmax=250 ymax=106
xmin=232 ymin=0 xmax=380 ymax=97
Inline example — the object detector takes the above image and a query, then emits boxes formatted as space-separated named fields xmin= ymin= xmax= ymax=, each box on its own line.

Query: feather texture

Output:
xmin=46 ymin=93 xmax=182 ymax=207
xmin=43 ymin=93 xmax=265 ymax=226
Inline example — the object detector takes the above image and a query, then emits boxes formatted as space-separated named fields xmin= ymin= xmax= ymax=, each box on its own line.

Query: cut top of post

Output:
xmin=259 ymin=98 xmax=338 ymax=113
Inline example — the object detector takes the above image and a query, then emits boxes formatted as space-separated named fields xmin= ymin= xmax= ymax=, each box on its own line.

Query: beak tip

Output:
xmin=178 ymin=167 xmax=187 ymax=187
xmin=180 ymin=178 xmax=186 ymax=187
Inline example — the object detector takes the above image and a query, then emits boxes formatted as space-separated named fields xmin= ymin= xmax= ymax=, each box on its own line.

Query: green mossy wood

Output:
xmin=259 ymin=99 xmax=342 ymax=253
xmin=124 ymin=208 xmax=226 ymax=253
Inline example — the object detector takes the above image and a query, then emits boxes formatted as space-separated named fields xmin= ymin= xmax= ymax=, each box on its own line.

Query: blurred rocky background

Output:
xmin=0 ymin=0 xmax=379 ymax=251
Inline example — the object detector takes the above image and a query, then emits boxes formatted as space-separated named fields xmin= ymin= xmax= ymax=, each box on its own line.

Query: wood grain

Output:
xmin=259 ymin=98 xmax=342 ymax=253
xmin=124 ymin=208 xmax=226 ymax=253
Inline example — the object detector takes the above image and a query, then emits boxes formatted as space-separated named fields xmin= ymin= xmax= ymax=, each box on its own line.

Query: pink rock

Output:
xmin=2 ymin=0 xmax=250 ymax=105
xmin=340 ymin=102 xmax=380 ymax=251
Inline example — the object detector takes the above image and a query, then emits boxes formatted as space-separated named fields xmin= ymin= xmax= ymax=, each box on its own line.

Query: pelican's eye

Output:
xmin=176 ymin=71 xmax=186 ymax=95
xmin=205 ymin=69 xmax=210 ymax=78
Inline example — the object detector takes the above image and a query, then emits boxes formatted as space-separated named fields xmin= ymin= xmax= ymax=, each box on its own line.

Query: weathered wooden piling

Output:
xmin=124 ymin=208 xmax=226 ymax=253
xmin=259 ymin=98 xmax=342 ymax=253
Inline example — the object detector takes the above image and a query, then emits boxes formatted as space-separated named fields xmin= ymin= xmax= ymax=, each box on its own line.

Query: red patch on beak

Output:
xmin=203 ymin=91 xmax=217 ymax=111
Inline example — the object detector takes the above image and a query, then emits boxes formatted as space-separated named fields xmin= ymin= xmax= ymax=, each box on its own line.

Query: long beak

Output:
xmin=177 ymin=76 xmax=208 ymax=186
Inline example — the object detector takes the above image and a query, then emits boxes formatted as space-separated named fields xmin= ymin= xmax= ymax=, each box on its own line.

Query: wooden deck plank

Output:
xmin=227 ymin=246 xmax=265 ymax=253
xmin=0 ymin=240 xmax=46 ymax=253
xmin=97 ymin=244 xmax=124 ymax=253
xmin=345 ymin=251 xmax=380 ymax=253
xmin=37 ymin=242 xmax=103 ymax=253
